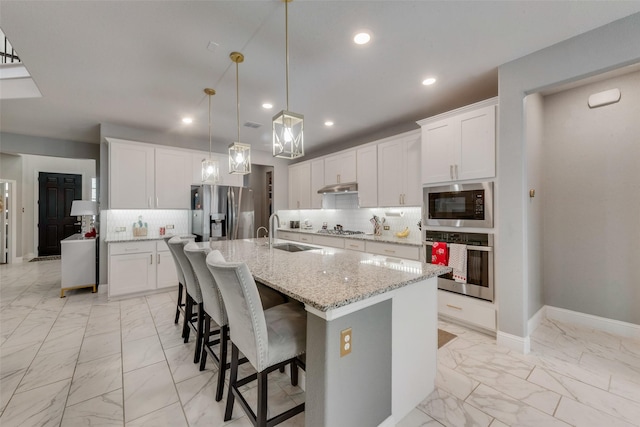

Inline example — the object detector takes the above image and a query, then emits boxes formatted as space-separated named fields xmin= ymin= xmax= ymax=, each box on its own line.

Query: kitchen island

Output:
xmin=200 ymin=238 xmax=451 ymax=426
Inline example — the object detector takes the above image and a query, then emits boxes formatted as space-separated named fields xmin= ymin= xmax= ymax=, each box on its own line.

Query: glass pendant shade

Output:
xmin=201 ymin=157 xmax=220 ymax=183
xmin=273 ymin=110 xmax=304 ymax=159
xmin=228 ymin=142 xmax=251 ymax=175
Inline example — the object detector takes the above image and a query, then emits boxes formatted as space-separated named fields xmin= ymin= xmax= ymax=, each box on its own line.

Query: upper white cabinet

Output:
xmin=377 ymin=133 xmax=421 ymax=207
xmin=191 ymin=152 xmax=244 ymax=187
xmin=288 ymin=162 xmax=311 ymax=209
xmin=310 ymin=159 xmax=325 ymax=209
xmin=109 ymin=139 xmax=191 ymax=209
xmin=324 ymin=150 xmax=356 ymax=185
xmin=356 ymin=145 xmax=377 ymax=208
xmin=419 ymin=99 xmax=496 ymax=185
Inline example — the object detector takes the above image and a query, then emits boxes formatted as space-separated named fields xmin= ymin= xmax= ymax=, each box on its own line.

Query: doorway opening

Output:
xmin=247 ymin=164 xmax=274 ymax=234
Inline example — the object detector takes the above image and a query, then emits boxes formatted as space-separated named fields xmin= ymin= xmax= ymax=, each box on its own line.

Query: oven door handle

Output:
xmin=423 ymin=241 xmax=493 ymax=252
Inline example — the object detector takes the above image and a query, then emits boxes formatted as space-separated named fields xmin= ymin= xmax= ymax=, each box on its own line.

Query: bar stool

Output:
xmin=206 ymin=255 xmax=306 ymax=427
xmin=163 ymin=235 xmax=192 ymax=327
xmin=167 ymin=236 xmax=204 ymax=364
xmin=183 ymin=243 xmax=228 ymax=401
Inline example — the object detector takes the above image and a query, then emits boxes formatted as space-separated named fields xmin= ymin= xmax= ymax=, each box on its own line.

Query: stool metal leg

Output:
xmin=194 ymin=302 xmax=204 ymax=363
xmin=174 ymin=282 xmax=184 ymax=324
xmin=224 ymin=344 xmax=239 ymax=422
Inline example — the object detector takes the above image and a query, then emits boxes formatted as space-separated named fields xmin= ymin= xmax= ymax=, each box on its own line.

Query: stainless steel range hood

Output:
xmin=317 ymin=182 xmax=358 ymax=194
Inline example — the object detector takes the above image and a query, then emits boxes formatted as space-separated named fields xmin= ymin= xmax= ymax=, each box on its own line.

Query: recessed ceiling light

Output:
xmin=182 ymin=117 xmax=193 ymax=124
xmin=325 ymin=121 xmax=334 ymax=126
xmin=353 ymin=32 xmax=371 ymax=45
xmin=262 ymin=103 xmax=273 ymax=109
xmin=422 ymin=77 xmax=437 ymax=86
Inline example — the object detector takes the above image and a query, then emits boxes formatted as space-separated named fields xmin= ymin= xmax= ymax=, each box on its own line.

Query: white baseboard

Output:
xmin=545 ymin=305 xmax=640 ymax=339
xmin=528 ymin=305 xmax=547 ymax=336
xmin=496 ymin=330 xmax=530 ymax=354
xmin=377 ymin=416 xmax=396 ymax=427
xmin=13 ymin=256 xmax=23 ymax=263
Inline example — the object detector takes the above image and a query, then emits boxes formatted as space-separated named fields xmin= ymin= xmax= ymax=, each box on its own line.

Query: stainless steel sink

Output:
xmin=272 ymin=243 xmax=319 ymax=252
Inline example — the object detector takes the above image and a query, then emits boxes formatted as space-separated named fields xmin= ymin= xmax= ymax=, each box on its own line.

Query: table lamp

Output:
xmin=70 ymin=200 xmax=98 ymax=236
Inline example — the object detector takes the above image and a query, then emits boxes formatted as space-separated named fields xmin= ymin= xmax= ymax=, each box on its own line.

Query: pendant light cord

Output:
xmin=235 ymin=60 xmax=240 ymax=143
xmin=285 ymin=0 xmax=289 ymax=111
xmin=208 ymin=93 xmax=212 ymax=159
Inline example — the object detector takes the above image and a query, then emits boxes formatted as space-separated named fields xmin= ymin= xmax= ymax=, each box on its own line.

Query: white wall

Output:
xmin=542 ymin=70 xmax=640 ymax=324
xmin=497 ymin=12 xmax=640 ymax=340
xmin=524 ymin=93 xmax=545 ymax=320
xmin=21 ymin=154 xmax=96 ymax=258
xmin=0 ymin=153 xmax=23 ymax=256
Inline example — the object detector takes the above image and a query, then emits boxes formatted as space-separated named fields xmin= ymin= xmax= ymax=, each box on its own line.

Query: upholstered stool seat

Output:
xmin=206 ymin=256 xmax=306 ymax=427
xmin=163 ymin=235 xmax=192 ymax=327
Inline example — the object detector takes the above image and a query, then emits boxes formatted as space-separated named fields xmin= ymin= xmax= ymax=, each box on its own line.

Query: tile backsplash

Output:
xmin=102 ymin=209 xmax=190 ymax=240
xmin=277 ymin=206 xmax=422 ymax=238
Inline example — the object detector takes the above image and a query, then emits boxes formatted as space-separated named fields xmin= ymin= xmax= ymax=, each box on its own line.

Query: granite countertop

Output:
xmin=105 ymin=233 xmax=191 ymax=243
xmin=201 ymin=238 xmax=450 ymax=312
xmin=277 ymin=228 xmax=423 ymax=247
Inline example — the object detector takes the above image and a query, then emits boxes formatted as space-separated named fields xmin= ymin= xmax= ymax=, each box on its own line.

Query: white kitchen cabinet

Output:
xmin=155 ymin=147 xmax=191 ymax=208
xmin=277 ymin=231 xmax=299 ymax=242
xmin=365 ymin=241 xmax=420 ymax=261
xmin=310 ymin=159 xmax=325 ymax=209
xmin=312 ymin=234 xmax=345 ymax=249
xmin=109 ymin=140 xmax=154 ymax=209
xmin=108 ymin=239 xmax=178 ymax=298
xmin=420 ymin=100 xmax=496 ymax=185
xmin=108 ymin=138 xmax=191 ymax=209
xmin=191 ymin=151 xmax=244 ymax=187
xmin=108 ymin=241 xmax=156 ymax=297
xmin=156 ymin=240 xmax=178 ymax=289
xmin=377 ymin=133 xmax=421 ymax=207
xmin=344 ymin=239 xmax=365 ymax=252
xmin=288 ymin=162 xmax=311 ymax=209
xmin=356 ymin=145 xmax=378 ymax=207
xmin=324 ymin=150 xmax=356 ymax=185
xmin=437 ymin=290 xmax=496 ymax=331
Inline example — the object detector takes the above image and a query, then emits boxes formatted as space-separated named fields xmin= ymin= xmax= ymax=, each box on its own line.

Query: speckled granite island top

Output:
xmin=202 ymin=238 xmax=451 ymax=312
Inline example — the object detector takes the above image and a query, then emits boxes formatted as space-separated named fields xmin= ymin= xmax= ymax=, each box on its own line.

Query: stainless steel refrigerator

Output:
xmin=191 ymin=185 xmax=254 ymax=241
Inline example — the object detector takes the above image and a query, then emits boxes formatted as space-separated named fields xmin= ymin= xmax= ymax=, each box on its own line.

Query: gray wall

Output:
xmin=498 ymin=12 xmax=640 ymax=338
xmin=542 ymin=70 xmax=640 ymax=324
xmin=524 ymin=93 xmax=544 ymax=320
xmin=0 ymin=132 xmax=99 ymax=161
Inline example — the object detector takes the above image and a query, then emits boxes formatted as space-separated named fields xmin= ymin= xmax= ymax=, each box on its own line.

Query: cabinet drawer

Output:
xmin=298 ymin=234 xmax=313 ymax=244
xmin=344 ymin=239 xmax=365 ymax=252
xmin=278 ymin=231 xmax=299 ymax=242
xmin=312 ymin=235 xmax=345 ymax=249
xmin=437 ymin=290 xmax=496 ymax=331
xmin=109 ymin=241 xmax=156 ymax=255
xmin=365 ymin=241 xmax=420 ymax=260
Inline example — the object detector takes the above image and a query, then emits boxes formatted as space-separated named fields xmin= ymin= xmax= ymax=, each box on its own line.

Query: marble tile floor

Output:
xmin=1 ymin=259 xmax=639 ymax=426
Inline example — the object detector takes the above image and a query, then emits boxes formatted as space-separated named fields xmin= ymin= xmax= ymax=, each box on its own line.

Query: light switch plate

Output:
xmin=166 ymin=224 xmax=174 ymax=229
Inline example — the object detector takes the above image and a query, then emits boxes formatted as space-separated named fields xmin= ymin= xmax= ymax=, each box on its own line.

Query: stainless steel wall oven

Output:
xmin=424 ymin=230 xmax=494 ymax=302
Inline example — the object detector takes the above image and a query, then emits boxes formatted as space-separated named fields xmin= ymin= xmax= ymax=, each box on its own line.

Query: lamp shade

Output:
xmin=70 ymin=200 xmax=97 ymax=216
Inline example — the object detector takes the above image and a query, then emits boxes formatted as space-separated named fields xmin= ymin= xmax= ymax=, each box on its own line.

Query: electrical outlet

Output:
xmin=116 ymin=227 xmax=126 ymax=232
xmin=383 ymin=225 xmax=390 ymax=231
xmin=166 ymin=224 xmax=174 ymax=229
xmin=340 ymin=327 xmax=352 ymax=357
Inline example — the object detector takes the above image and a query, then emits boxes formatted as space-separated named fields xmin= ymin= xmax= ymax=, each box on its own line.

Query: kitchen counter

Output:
xmin=201 ymin=238 xmax=448 ymax=312
xmin=197 ymin=238 xmax=450 ymax=426
xmin=277 ymin=227 xmax=422 ymax=247
xmin=104 ymin=233 xmax=191 ymax=243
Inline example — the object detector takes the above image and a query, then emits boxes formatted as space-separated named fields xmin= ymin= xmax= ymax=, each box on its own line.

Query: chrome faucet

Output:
xmin=268 ymin=213 xmax=280 ymax=249
xmin=256 ymin=226 xmax=269 ymax=239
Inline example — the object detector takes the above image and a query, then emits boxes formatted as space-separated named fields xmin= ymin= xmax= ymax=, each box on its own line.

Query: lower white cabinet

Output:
xmin=312 ymin=235 xmax=344 ymax=249
xmin=344 ymin=239 xmax=365 ymax=252
xmin=437 ymin=290 xmax=496 ymax=331
xmin=108 ymin=240 xmax=178 ymax=298
xmin=278 ymin=231 xmax=299 ymax=242
xmin=364 ymin=241 xmax=420 ymax=261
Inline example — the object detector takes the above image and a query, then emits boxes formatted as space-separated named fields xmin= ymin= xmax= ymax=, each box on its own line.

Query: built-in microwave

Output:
xmin=423 ymin=182 xmax=493 ymax=228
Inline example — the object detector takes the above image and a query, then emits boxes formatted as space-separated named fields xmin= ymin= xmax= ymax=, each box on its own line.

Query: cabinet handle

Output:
xmin=124 ymin=248 xmax=139 ymax=252
xmin=446 ymin=304 xmax=463 ymax=311
xmin=157 ymin=253 xmax=160 ymax=264
xmin=399 ymin=194 xmax=402 ymax=205
xmin=384 ymin=249 xmax=396 ymax=254
xmin=454 ymin=164 xmax=458 ymax=180
xmin=337 ymin=173 xmax=341 ymax=184
xmin=449 ymin=165 xmax=454 ymax=180
xmin=150 ymin=254 xmax=153 ymax=265
xmin=148 ymin=197 xmax=152 ymax=208
xmin=156 ymin=196 xmax=159 ymax=207
xmin=297 ymin=200 xmax=300 ymax=209
xmin=348 ymin=244 xmax=359 ymax=248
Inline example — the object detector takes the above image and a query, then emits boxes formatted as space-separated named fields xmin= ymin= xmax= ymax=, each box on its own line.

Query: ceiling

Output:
xmin=1 ymin=1 xmax=640 ymax=157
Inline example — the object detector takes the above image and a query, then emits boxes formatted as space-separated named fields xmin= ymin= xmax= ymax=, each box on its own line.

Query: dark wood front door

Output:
xmin=38 ymin=172 xmax=82 ymax=256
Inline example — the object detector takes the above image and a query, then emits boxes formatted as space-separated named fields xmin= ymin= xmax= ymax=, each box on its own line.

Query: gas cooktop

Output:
xmin=317 ymin=229 xmax=365 ymax=236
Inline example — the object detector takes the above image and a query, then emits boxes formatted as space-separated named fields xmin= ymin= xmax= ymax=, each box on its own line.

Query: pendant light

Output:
xmin=228 ymin=51 xmax=251 ymax=175
xmin=201 ymin=88 xmax=221 ymax=183
xmin=272 ymin=0 xmax=304 ymax=159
